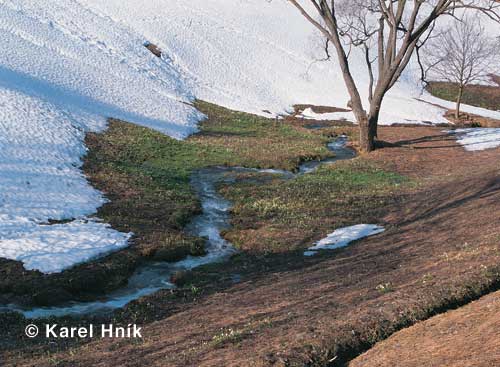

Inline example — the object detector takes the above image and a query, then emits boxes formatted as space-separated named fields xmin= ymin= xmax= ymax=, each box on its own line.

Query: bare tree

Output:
xmin=287 ymin=0 xmax=500 ymax=152
xmin=423 ymin=16 xmax=499 ymax=120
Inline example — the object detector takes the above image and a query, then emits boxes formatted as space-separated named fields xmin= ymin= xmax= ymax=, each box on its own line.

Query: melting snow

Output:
xmin=0 ymin=0 xmax=200 ymax=273
xmin=304 ymin=224 xmax=385 ymax=256
xmin=451 ymin=128 xmax=500 ymax=151
xmin=0 ymin=220 xmax=131 ymax=274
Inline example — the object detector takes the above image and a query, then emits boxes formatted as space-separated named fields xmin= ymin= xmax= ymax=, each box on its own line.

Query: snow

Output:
xmin=450 ymin=128 xmax=500 ymax=151
xmin=0 ymin=0 xmax=498 ymax=273
xmin=0 ymin=220 xmax=131 ymax=274
xmin=78 ymin=0 xmax=499 ymax=126
xmin=0 ymin=86 xmax=132 ymax=273
xmin=0 ymin=0 xmax=202 ymax=137
xmin=304 ymin=224 xmax=385 ymax=256
xmin=0 ymin=0 xmax=199 ymax=273
xmin=299 ymin=97 xmax=451 ymax=125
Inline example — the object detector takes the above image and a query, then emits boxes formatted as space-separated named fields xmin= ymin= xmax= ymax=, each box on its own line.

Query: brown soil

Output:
xmin=350 ymin=290 xmax=500 ymax=367
xmin=4 ymin=126 xmax=499 ymax=367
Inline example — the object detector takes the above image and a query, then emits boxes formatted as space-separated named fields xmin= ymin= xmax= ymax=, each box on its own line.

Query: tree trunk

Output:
xmin=359 ymin=96 xmax=383 ymax=153
xmin=371 ymin=115 xmax=378 ymax=138
xmin=455 ymin=85 xmax=464 ymax=121
xmin=359 ymin=115 xmax=376 ymax=152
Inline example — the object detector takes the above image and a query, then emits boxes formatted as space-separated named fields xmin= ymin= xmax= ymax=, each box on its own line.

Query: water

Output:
xmin=299 ymin=135 xmax=355 ymax=174
xmin=0 ymin=136 xmax=355 ymax=318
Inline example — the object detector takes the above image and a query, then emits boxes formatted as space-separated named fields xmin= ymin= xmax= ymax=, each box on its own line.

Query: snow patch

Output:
xmin=450 ymin=128 xmax=500 ymax=151
xmin=304 ymin=224 xmax=385 ymax=256
xmin=0 ymin=219 xmax=131 ymax=274
xmin=0 ymin=87 xmax=132 ymax=273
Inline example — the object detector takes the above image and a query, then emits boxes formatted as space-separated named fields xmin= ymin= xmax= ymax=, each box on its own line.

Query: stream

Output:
xmin=0 ymin=135 xmax=355 ymax=318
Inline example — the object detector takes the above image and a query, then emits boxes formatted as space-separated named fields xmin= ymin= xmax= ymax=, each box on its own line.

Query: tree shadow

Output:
xmin=379 ymin=132 xmax=500 ymax=150
xmin=399 ymin=175 xmax=500 ymax=226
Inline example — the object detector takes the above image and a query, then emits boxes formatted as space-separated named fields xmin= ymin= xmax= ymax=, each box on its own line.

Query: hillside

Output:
xmin=2 ymin=0 xmax=499 ymax=274
xmin=0 ymin=1 xmax=499 ymax=366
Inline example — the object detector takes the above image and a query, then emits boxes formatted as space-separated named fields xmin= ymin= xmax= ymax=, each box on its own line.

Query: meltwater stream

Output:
xmin=1 ymin=136 xmax=355 ymax=318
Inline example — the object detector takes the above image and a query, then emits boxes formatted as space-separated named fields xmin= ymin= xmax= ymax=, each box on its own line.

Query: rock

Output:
xmin=144 ymin=42 xmax=162 ymax=58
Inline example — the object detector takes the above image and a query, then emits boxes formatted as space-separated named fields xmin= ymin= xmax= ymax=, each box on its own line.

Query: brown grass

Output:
xmin=350 ymin=290 xmax=500 ymax=367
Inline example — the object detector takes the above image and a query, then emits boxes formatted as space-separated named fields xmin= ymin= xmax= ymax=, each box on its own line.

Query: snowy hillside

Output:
xmin=78 ymin=0 xmax=500 ymax=122
xmin=0 ymin=0 xmax=499 ymax=273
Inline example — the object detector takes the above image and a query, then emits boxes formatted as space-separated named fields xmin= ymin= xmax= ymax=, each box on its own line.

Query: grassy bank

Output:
xmin=0 ymin=101 xmax=334 ymax=306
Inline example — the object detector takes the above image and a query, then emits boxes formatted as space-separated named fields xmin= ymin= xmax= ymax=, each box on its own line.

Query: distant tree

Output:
xmin=287 ymin=0 xmax=500 ymax=152
xmin=423 ymin=16 xmax=499 ymax=120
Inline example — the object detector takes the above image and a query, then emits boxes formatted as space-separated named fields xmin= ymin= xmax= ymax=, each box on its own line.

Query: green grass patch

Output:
xmin=222 ymin=160 xmax=408 ymax=253
xmin=427 ymin=82 xmax=500 ymax=111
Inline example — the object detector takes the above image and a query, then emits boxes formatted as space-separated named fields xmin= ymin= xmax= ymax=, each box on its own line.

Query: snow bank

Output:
xmin=79 ymin=0 xmax=491 ymax=126
xmin=0 ymin=220 xmax=131 ymax=274
xmin=0 ymin=86 xmax=132 ymax=273
xmin=304 ymin=224 xmax=385 ymax=256
xmin=450 ymin=128 xmax=500 ymax=151
xmin=0 ymin=0 xmax=199 ymax=273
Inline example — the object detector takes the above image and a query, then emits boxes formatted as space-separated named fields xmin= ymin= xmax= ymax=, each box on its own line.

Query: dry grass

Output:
xmin=350 ymin=290 xmax=500 ymax=367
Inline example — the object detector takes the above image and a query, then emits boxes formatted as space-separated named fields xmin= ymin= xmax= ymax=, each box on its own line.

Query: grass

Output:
xmin=82 ymin=103 xmax=410 ymax=301
xmin=191 ymin=101 xmax=335 ymax=171
xmin=86 ymin=99 xmax=338 ymax=259
xmin=427 ymin=81 xmax=500 ymax=111
xmin=209 ymin=317 xmax=275 ymax=348
xmin=221 ymin=159 xmax=408 ymax=253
